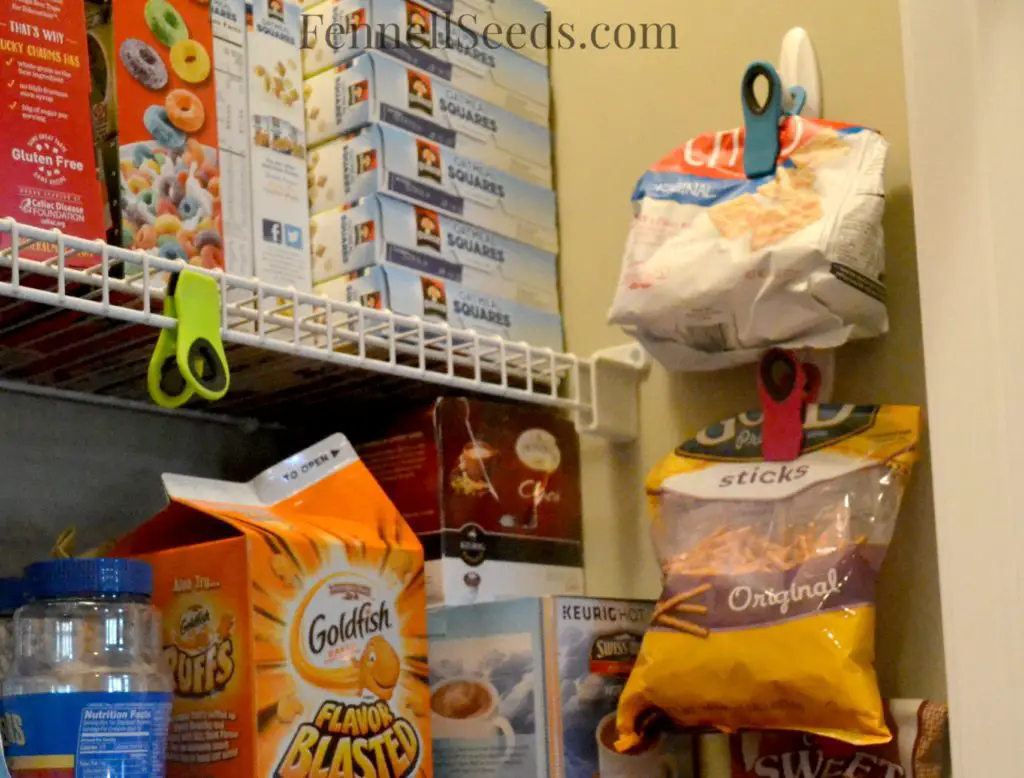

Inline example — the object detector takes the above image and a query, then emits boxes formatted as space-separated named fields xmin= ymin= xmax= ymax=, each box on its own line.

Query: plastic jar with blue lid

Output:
xmin=1 ymin=558 xmax=172 ymax=777
xmin=0 ymin=579 xmax=26 ymax=685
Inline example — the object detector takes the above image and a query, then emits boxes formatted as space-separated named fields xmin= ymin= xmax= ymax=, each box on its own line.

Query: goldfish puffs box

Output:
xmin=113 ymin=434 xmax=431 ymax=778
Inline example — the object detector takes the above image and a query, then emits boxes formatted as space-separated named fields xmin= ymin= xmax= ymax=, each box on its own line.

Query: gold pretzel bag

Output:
xmin=617 ymin=404 xmax=920 ymax=747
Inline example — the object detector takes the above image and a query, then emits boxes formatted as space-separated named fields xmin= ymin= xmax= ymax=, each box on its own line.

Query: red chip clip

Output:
xmin=758 ymin=348 xmax=807 ymax=462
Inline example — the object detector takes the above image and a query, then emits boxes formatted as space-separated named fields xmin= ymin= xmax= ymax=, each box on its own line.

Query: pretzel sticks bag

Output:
xmin=617 ymin=404 xmax=921 ymax=747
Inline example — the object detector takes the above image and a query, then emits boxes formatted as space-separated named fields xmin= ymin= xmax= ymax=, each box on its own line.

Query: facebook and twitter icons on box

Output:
xmin=262 ymin=219 xmax=304 ymax=250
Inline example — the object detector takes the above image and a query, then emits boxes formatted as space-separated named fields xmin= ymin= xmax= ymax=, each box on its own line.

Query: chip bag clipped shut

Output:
xmin=616 ymin=404 xmax=920 ymax=747
xmin=608 ymin=117 xmax=889 ymax=371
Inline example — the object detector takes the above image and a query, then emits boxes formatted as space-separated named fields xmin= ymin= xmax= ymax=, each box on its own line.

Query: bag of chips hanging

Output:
xmin=616 ymin=404 xmax=920 ymax=747
xmin=607 ymin=117 xmax=889 ymax=372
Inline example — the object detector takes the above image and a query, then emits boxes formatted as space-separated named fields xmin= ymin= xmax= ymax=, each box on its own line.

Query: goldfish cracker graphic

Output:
xmin=358 ymin=636 xmax=401 ymax=702
xmin=114 ymin=434 xmax=431 ymax=778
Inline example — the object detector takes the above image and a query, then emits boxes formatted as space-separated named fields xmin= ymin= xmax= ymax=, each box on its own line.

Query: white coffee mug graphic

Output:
xmin=430 ymin=677 xmax=516 ymax=760
xmin=596 ymin=713 xmax=678 ymax=778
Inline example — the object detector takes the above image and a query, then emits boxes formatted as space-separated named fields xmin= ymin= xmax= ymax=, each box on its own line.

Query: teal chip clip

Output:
xmin=742 ymin=60 xmax=786 ymax=179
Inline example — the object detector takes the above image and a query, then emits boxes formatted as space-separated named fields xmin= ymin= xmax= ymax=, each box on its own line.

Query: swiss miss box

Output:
xmin=355 ymin=397 xmax=585 ymax=607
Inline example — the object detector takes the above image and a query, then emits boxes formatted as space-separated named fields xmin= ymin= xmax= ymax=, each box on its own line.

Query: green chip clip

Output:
xmin=148 ymin=269 xmax=230 ymax=409
xmin=147 ymin=293 xmax=192 ymax=409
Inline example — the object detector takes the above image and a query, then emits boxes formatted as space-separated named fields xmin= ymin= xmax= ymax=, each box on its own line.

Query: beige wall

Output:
xmin=547 ymin=0 xmax=946 ymax=699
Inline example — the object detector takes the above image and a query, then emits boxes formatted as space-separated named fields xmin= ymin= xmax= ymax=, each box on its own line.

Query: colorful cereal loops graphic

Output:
xmin=166 ymin=89 xmax=206 ymax=132
xmin=170 ymin=38 xmax=211 ymax=84
xmin=143 ymin=105 xmax=187 ymax=150
xmin=119 ymin=141 xmax=223 ymax=270
xmin=144 ymin=0 xmax=189 ymax=48
xmin=119 ymin=39 xmax=168 ymax=90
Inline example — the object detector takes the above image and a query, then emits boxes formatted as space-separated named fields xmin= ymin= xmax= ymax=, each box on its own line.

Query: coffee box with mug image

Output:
xmin=355 ymin=398 xmax=583 ymax=607
xmin=427 ymin=596 xmax=695 ymax=777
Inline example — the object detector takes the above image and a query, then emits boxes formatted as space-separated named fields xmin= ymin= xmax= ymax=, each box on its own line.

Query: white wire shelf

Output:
xmin=0 ymin=220 xmax=648 ymax=439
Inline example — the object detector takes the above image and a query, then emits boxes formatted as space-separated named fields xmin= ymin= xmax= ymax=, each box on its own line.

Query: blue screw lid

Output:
xmin=0 ymin=578 xmax=26 ymax=615
xmin=25 ymin=558 xmax=153 ymax=601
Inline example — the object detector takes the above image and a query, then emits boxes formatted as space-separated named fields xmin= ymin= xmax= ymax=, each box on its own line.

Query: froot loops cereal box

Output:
xmin=114 ymin=0 xmax=228 ymax=272
xmin=114 ymin=434 xmax=431 ymax=778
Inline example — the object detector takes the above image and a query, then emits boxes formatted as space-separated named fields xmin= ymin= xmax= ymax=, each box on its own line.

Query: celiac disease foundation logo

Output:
xmin=277 ymin=572 xmax=423 ymax=778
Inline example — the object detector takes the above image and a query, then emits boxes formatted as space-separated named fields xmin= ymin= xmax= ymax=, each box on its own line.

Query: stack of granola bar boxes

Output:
xmin=301 ymin=0 xmax=563 ymax=350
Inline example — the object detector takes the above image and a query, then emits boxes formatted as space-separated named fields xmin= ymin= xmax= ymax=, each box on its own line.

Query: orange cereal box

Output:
xmin=114 ymin=434 xmax=431 ymax=778
xmin=113 ymin=0 xmax=229 ymax=271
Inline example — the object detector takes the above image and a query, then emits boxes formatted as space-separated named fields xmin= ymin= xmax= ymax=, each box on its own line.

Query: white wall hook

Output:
xmin=779 ymin=27 xmax=822 ymax=119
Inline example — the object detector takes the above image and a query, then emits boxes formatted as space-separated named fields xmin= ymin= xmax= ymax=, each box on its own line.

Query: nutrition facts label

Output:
xmin=78 ymin=702 xmax=171 ymax=777
xmin=3 ymin=692 xmax=172 ymax=778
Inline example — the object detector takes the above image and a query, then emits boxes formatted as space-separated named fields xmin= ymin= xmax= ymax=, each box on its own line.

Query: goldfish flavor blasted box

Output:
xmin=301 ymin=0 xmax=550 ymax=127
xmin=427 ymin=597 xmax=695 ymax=777
xmin=304 ymin=52 xmax=552 ymax=188
xmin=114 ymin=434 xmax=431 ymax=778
xmin=308 ymin=124 xmax=557 ymax=252
xmin=310 ymin=194 xmax=560 ymax=313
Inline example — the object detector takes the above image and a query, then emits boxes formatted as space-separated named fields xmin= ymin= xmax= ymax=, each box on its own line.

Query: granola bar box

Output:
xmin=301 ymin=0 xmax=549 ymax=127
xmin=308 ymin=123 xmax=558 ymax=253
xmin=114 ymin=434 xmax=431 ymax=778
xmin=310 ymin=193 xmax=560 ymax=314
xmin=304 ymin=52 xmax=552 ymax=188
xmin=314 ymin=263 xmax=565 ymax=352
xmin=355 ymin=398 xmax=584 ymax=606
